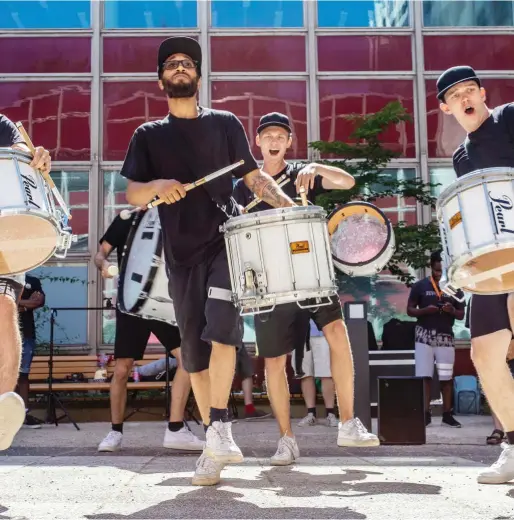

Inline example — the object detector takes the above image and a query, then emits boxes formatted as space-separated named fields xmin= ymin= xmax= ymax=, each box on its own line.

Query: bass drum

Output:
xmin=118 ymin=208 xmax=176 ymax=325
xmin=327 ymin=202 xmax=395 ymax=276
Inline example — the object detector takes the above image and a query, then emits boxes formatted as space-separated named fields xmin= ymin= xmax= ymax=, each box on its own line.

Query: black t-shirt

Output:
xmin=453 ymin=103 xmax=514 ymax=177
xmin=19 ymin=275 xmax=44 ymax=340
xmin=408 ymin=277 xmax=465 ymax=346
xmin=0 ymin=114 xmax=25 ymax=147
xmin=119 ymin=108 xmax=258 ymax=267
xmin=100 ymin=214 xmax=135 ymax=267
xmin=232 ymin=162 xmax=326 ymax=212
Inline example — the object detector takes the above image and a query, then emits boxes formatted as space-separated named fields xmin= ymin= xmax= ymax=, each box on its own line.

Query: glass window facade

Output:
xmin=103 ymin=0 xmax=198 ymax=29
xmin=1 ymin=0 xmax=511 ymax=349
xmin=317 ymin=0 xmax=409 ymax=28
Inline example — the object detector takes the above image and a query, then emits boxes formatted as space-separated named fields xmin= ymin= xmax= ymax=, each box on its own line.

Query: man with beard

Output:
xmin=437 ymin=65 xmax=514 ymax=483
xmin=120 ymin=37 xmax=295 ymax=486
xmin=0 ymin=114 xmax=51 ymax=450
xmin=232 ymin=112 xmax=379 ymax=466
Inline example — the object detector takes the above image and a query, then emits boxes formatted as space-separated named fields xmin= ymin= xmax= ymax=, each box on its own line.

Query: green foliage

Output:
xmin=311 ymin=101 xmax=442 ymax=287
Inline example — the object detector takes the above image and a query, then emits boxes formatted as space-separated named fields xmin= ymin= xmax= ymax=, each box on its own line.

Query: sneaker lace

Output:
xmin=492 ymin=443 xmax=513 ymax=468
xmin=275 ymin=437 xmax=292 ymax=457
xmin=217 ymin=422 xmax=233 ymax=446
xmin=105 ymin=431 xmax=120 ymax=442
xmin=352 ymin=418 xmax=370 ymax=435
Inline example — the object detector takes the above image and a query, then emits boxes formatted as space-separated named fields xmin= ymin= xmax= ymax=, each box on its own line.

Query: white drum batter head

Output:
xmin=327 ymin=202 xmax=395 ymax=277
xmin=0 ymin=148 xmax=60 ymax=275
xmin=118 ymin=209 xmax=162 ymax=314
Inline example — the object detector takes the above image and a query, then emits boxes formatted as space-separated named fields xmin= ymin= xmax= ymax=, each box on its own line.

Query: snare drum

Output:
xmin=222 ymin=206 xmax=338 ymax=314
xmin=118 ymin=208 xmax=177 ymax=324
xmin=437 ymin=167 xmax=514 ymax=296
xmin=327 ymin=202 xmax=395 ymax=276
xmin=0 ymin=148 xmax=73 ymax=275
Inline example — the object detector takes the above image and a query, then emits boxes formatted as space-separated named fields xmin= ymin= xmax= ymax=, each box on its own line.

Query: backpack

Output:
xmin=453 ymin=375 xmax=480 ymax=415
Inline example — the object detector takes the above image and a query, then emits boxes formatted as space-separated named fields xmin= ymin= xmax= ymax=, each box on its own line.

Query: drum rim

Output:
xmin=0 ymin=147 xmax=34 ymax=163
xmin=436 ymin=167 xmax=514 ymax=210
xmin=118 ymin=209 xmax=162 ymax=314
xmin=327 ymin=201 xmax=393 ymax=268
xmin=224 ymin=205 xmax=326 ymax=231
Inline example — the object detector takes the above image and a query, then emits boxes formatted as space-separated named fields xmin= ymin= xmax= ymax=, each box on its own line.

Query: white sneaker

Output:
xmin=163 ymin=425 xmax=205 ymax=451
xmin=477 ymin=443 xmax=514 ymax=484
xmin=337 ymin=418 xmax=380 ymax=447
xmin=325 ymin=413 xmax=339 ymax=427
xmin=270 ymin=435 xmax=300 ymax=466
xmin=0 ymin=392 xmax=26 ymax=451
xmin=192 ymin=451 xmax=225 ymax=486
xmin=205 ymin=420 xmax=243 ymax=464
xmin=98 ymin=430 xmax=123 ymax=452
xmin=298 ymin=413 xmax=317 ymax=427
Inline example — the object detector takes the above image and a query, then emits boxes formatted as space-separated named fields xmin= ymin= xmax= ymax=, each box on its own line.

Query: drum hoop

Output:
xmin=223 ymin=205 xmax=326 ymax=233
xmin=436 ymin=167 xmax=514 ymax=211
xmin=118 ymin=209 xmax=162 ymax=314
xmin=327 ymin=201 xmax=393 ymax=268
xmin=0 ymin=147 xmax=34 ymax=163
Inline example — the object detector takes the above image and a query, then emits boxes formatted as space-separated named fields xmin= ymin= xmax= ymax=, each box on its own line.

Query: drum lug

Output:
xmin=54 ymin=229 xmax=77 ymax=259
xmin=242 ymin=264 xmax=257 ymax=297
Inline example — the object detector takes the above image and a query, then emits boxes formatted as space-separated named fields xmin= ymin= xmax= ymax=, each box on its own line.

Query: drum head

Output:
xmin=0 ymin=214 xmax=58 ymax=275
xmin=328 ymin=202 xmax=393 ymax=275
xmin=118 ymin=209 xmax=162 ymax=314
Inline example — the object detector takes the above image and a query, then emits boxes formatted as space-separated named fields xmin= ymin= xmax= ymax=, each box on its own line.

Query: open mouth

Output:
xmin=269 ymin=149 xmax=280 ymax=156
xmin=464 ymin=106 xmax=475 ymax=115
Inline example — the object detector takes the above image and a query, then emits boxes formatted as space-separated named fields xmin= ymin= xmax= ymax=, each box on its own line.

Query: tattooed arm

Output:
xmin=242 ymin=169 xmax=296 ymax=208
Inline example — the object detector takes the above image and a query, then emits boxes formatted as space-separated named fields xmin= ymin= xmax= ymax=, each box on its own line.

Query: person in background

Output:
xmin=292 ymin=320 xmax=338 ymax=428
xmin=407 ymin=251 xmax=465 ymax=427
xmin=16 ymin=274 xmax=45 ymax=429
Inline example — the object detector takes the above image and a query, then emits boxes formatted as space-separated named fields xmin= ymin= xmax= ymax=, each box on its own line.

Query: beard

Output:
xmin=162 ymin=74 xmax=199 ymax=99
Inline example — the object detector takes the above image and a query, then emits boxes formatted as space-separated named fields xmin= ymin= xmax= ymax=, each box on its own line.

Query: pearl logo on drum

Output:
xmin=489 ymin=193 xmax=514 ymax=235
xmin=20 ymin=173 xmax=41 ymax=209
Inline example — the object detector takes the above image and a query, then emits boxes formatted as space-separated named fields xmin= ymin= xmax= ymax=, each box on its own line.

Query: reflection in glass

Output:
xmin=51 ymin=171 xmax=89 ymax=251
xmin=429 ymin=168 xmax=456 ymax=199
xmin=423 ymin=0 xmax=513 ymax=27
xmin=30 ymin=264 xmax=89 ymax=347
xmin=0 ymin=0 xmax=91 ymax=29
xmin=317 ymin=0 xmax=409 ymax=28
xmin=211 ymin=0 xmax=303 ymax=28
xmin=104 ymin=0 xmax=197 ymax=29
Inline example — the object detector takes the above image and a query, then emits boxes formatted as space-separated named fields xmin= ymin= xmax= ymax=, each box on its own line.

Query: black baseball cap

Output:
xmin=257 ymin=112 xmax=292 ymax=134
xmin=157 ymin=36 xmax=202 ymax=78
xmin=436 ymin=65 xmax=481 ymax=102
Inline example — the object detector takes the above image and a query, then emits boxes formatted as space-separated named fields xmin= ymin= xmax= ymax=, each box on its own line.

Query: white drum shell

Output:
xmin=119 ymin=208 xmax=177 ymax=325
xmin=436 ymin=167 xmax=514 ymax=294
xmin=222 ymin=206 xmax=338 ymax=309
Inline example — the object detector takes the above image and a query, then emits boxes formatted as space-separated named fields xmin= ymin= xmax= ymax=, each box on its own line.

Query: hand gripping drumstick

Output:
xmin=15 ymin=123 xmax=72 ymax=220
xmin=242 ymin=175 xmax=291 ymax=213
xmin=120 ymin=160 xmax=245 ymax=220
xmin=299 ymin=186 xmax=308 ymax=206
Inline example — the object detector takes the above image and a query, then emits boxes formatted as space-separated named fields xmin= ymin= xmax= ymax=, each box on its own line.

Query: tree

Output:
xmin=311 ymin=101 xmax=442 ymax=289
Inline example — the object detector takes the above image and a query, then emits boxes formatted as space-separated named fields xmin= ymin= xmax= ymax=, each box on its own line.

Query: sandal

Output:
xmin=486 ymin=429 xmax=505 ymax=445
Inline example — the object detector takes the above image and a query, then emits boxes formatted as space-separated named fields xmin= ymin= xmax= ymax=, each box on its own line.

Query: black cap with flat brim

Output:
xmin=157 ymin=36 xmax=202 ymax=78
xmin=257 ymin=112 xmax=292 ymax=134
xmin=436 ymin=65 xmax=481 ymax=102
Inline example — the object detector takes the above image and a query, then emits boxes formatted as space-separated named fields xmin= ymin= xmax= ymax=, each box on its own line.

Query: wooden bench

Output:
xmin=28 ymin=354 xmax=196 ymax=429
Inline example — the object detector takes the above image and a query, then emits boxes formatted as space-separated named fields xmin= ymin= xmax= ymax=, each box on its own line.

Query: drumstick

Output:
xmin=299 ymin=186 xmax=308 ymax=206
xmin=120 ymin=159 xmax=244 ymax=220
xmin=15 ymin=122 xmax=72 ymax=220
xmin=243 ymin=176 xmax=291 ymax=213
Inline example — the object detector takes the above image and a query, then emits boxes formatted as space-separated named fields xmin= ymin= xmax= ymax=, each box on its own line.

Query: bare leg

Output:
xmin=265 ymin=355 xmax=293 ymax=437
xmin=320 ymin=377 xmax=336 ymax=410
xmin=322 ymin=320 xmax=354 ymax=422
xmin=209 ymin=342 xmax=236 ymax=410
xmin=110 ymin=358 xmax=133 ymax=424
xmin=189 ymin=370 xmax=211 ymax=425
xmin=508 ymin=294 xmax=514 ymax=335
xmin=0 ymin=295 xmax=22 ymax=394
xmin=300 ymin=376 xmax=316 ymax=410
xmin=242 ymin=377 xmax=254 ymax=406
xmin=471 ymin=330 xmax=514 ymax=432
xmin=492 ymin=412 xmax=503 ymax=431
xmin=168 ymin=348 xmax=191 ymax=422
xmin=440 ymin=380 xmax=453 ymax=413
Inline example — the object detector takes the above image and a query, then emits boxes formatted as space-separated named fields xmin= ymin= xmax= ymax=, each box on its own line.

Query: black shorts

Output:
xmin=115 ymin=309 xmax=181 ymax=360
xmin=469 ymin=294 xmax=511 ymax=339
xmin=255 ymin=295 xmax=343 ymax=358
xmin=236 ymin=344 xmax=254 ymax=380
xmin=168 ymin=246 xmax=243 ymax=373
xmin=0 ymin=276 xmax=24 ymax=302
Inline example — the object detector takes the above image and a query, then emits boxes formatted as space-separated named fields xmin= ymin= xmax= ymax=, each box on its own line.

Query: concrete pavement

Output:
xmin=1 ymin=416 xmax=513 ymax=519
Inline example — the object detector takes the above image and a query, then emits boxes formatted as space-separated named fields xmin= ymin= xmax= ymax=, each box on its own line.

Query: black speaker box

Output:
xmin=378 ymin=376 xmax=426 ymax=445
